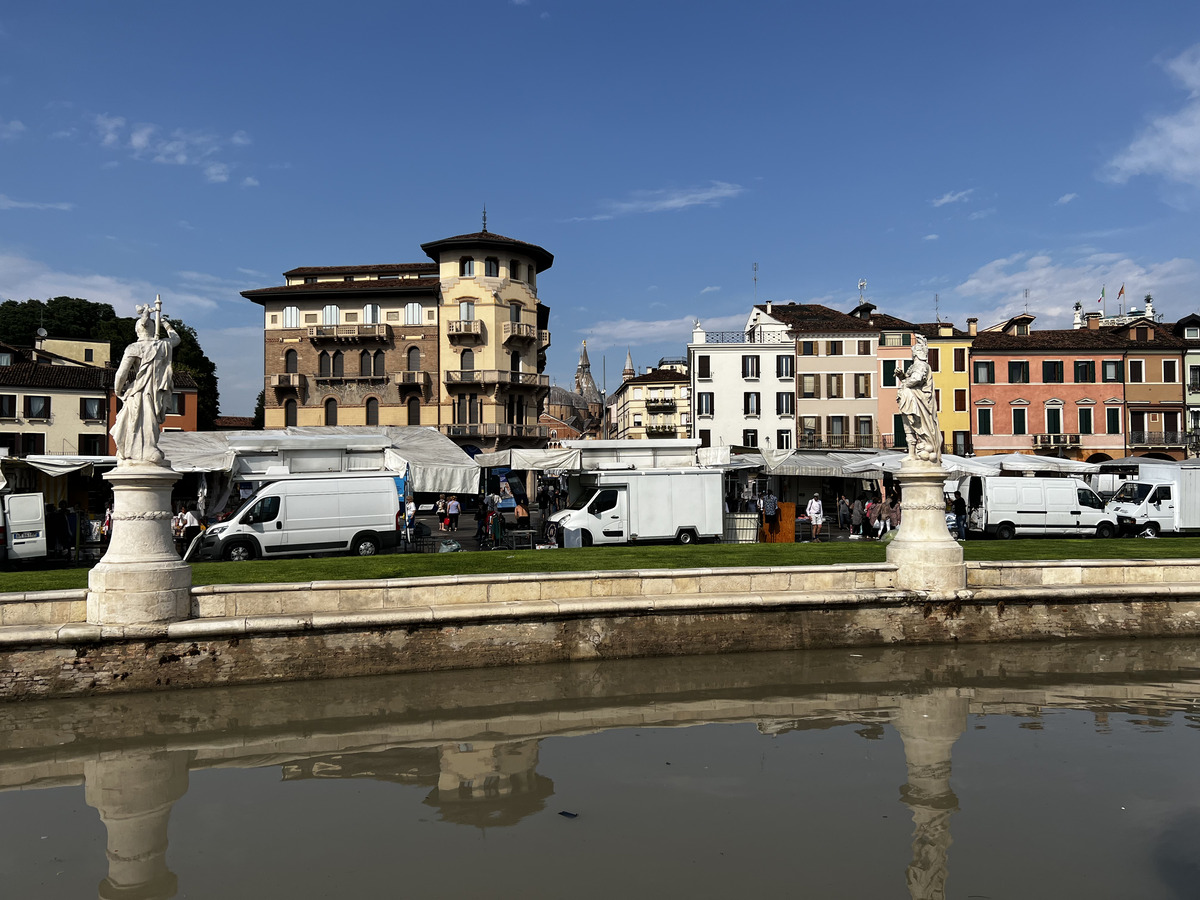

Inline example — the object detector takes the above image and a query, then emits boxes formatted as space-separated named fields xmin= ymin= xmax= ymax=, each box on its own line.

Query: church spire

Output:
xmin=622 ymin=349 xmax=635 ymax=381
xmin=574 ymin=340 xmax=601 ymax=403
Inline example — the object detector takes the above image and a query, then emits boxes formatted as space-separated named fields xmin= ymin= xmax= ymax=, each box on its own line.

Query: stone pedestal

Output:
xmin=886 ymin=460 xmax=965 ymax=595
xmin=87 ymin=465 xmax=190 ymax=626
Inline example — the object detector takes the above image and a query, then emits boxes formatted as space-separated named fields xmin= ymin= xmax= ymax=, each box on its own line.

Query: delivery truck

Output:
xmin=1103 ymin=460 xmax=1200 ymax=536
xmin=549 ymin=468 xmax=723 ymax=546
xmin=2 ymin=492 xmax=48 ymax=563
xmin=964 ymin=475 xmax=1116 ymax=539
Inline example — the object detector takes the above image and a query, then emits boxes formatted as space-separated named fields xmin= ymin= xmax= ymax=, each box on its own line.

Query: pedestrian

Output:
xmin=953 ymin=491 xmax=968 ymax=541
xmin=514 ymin=498 xmax=529 ymax=529
xmin=838 ymin=494 xmax=851 ymax=531
xmin=447 ymin=495 xmax=461 ymax=532
xmin=875 ymin=495 xmax=893 ymax=539
xmin=405 ymin=497 xmax=416 ymax=541
xmin=762 ymin=488 xmax=779 ymax=533
xmin=807 ymin=492 xmax=824 ymax=541
xmin=851 ymin=494 xmax=864 ymax=536
xmin=889 ymin=494 xmax=902 ymax=531
xmin=475 ymin=495 xmax=488 ymax=541
xmin=182 ymin=503 xmax=202 ymax=552
xmin=436 ymin=494 xmax=447 ymax=531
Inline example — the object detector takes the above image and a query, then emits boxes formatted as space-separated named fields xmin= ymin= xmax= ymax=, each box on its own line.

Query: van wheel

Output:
xmin=581 ymin=530 xmax=593 ymax=547
xmin=1096 ymin=522 xmax=1116 ymax=539
xmin=677 ymin=529 xmax=697 ymax=545
xmin=1142 ymin=522 xmax=1160 ymax=538
xmin=352 ymin=533 xmax=380 ymax=556
xmin=995 ymin=523 xmax=1016 ymax=541
xmin=223 ymin=541 xmax=256 ymax=562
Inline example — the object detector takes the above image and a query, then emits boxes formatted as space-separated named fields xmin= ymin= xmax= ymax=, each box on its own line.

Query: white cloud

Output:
xmin=700 ymin=285 xmax=720 ymax=294
xmin=581 ymin=312 xmax=745 ymax=351
xmin=923 ymin=234 xmax=939 ymax=241
xmin=593 ymin=181 xmax=744 ymax=218
xmin=241 ymin=176 xmax=259 ymax=188
xmin=1106 ymin=43 xmax=1200 ymax=187
xmin=237 ymin=267 xmax=268 ymax=279
xmin=230 ymin=130 xmax=252 ymax=146
xmin=0 ymin=194 xmax=73 ymax=211
xmin=931 ymin=189 xmax=973 ymax=207
xmin=953 ymin=250 xmax=1199 ymax=329
xmin=1056 ymin=193 xmax=1078 ymax=205
xmin=968 ymin=208 xmax=996 ymax=221
xmin=0 ymin=117 xmax=25 ymax=140
xmin=89 ymin=113 xmax=249 ymax=184
xmin=203 ymin=163 xmax=229 ymax=183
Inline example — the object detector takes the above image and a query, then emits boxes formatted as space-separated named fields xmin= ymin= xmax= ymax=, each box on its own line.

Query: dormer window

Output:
xmin=1187 ymin=327 xmax=1200 ymax=339
xmin=459 ymin=257 xmax=474 ymax=277
xmin=485 ymin=257 xmax=500 ymax=277
xmin=1136 ymin=326 xmax=1149 ymax=341
xmin=1016 ymin=324 xmax=1030 ymax=336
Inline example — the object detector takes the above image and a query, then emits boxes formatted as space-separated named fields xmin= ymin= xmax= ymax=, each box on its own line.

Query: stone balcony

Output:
xmin=306 ymin=324 xmax=390 ymax=342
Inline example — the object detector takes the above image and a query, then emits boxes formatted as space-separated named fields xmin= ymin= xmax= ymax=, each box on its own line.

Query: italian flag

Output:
xmin=1097 ymin=286 xmax=1105 ymax=304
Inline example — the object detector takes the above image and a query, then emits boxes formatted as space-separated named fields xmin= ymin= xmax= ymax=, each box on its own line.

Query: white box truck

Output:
xmin=549 ymin=468 xmax=723 ymax=546
xmin=1104 ymin=461 xmax=1200 ymax=536
xmin=964 ymin=476 xmax=1116 ymax=539
xmin=197 ymin=474 xmax=403 ymax=561
xmin=3 ymin=492 xmax=48 ymax=563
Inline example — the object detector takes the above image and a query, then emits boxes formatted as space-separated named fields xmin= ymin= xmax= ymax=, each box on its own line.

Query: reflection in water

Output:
xmin=3 ymin=639 xmax=1200 ymax=898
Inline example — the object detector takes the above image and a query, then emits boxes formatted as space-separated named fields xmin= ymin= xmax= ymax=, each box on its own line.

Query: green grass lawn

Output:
xmin=4 ymin=536 xmax=1200 ymax=594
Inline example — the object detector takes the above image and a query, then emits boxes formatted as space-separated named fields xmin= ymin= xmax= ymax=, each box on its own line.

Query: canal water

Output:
xmin=2 ymin=639 xmax=1199 ymax=899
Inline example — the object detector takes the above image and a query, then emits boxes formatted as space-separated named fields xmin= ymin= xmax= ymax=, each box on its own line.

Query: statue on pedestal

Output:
xmin=111 ymin=296 xmax=180 ymax=467
xmin=894 ymin=334 xmax=941 ymax=466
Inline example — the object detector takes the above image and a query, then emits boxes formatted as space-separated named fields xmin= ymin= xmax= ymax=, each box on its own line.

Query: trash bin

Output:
xmin=562 ymin=527 xmax=582 ymax=548
xmin=723 ymin=512 xmax=759 ymax=543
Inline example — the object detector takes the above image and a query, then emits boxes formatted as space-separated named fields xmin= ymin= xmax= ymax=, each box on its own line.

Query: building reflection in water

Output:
xmin=3 ymin=639 xmax=1199 ymax=897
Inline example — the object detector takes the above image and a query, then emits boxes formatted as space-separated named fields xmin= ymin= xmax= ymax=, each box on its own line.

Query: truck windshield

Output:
xmin=565 ymin=490 xmax=595 ymax=511
xmin=1111 ymin=482 xmax=1154 ymax=504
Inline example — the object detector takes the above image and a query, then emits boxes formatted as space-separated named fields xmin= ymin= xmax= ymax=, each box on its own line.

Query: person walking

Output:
xmin=762 ymin=489 xmax=779 ymax=534
xmin=447 ymin=495 xmax=461 ymax=532
xmin=953 ymin=491 xmax=968 ymax=541
xmin=807 ymin=492 xmax=825 ymax=542
xmin=851 ymin=494 xmax=864 ymax=536
xmin=405 ymin=497 xmax=416 ymax=542
xmin=436 ymin=494 xmax=447 ymax=531
xmin=182 ymin=503 xmax=203 ymax=554
xmin=838 ymin=494 xmax=851 ymax=532
xmin=874 ymin=494 xmax=892 ymax=539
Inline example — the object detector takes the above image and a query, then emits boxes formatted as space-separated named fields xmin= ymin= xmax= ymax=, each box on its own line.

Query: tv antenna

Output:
xmin=934 ymin=293 xmax=940 ymax=322
xmin=858 ymin=279 xmax=867 ymax=301
xmin=753 ymin=262 xmax=758 ymax=306
xmin=1024 ymin=288 xmax=1030 ymax=314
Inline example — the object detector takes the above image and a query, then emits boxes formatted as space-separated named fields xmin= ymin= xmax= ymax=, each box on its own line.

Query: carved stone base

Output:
xmin=886 ymin=460 xmax=965 ymax=595
xmin=87 ymin=465 xmax=190 ymax=626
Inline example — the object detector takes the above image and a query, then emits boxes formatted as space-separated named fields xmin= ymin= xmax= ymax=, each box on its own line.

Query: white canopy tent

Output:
xmin=473 ymin=448 xmax=582 ymax=472
xmin=839 ymin=451 xmax=1099 ymax=478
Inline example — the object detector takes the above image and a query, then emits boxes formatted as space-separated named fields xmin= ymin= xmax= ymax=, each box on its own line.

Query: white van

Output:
xmin=198 ymin=475 xmax=402 ymax=561
xmin=3 ymin=492 xmax=48 ymax=562
xmin=965 ymin=476 xmax=1116 ymax=540
xmin=549 ymin=468 xmax=723 ymax=546
xmin=1105 ymin=462 xmax=1200 ymax=536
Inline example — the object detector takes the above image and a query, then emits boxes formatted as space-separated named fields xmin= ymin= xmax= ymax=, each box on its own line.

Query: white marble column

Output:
xmin=886 ymin=460 xmax=965 ymax=595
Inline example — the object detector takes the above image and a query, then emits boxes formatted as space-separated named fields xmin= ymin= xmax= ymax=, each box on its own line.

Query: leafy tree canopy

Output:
xmin=0 ymin=296 xmax=221 ymax=429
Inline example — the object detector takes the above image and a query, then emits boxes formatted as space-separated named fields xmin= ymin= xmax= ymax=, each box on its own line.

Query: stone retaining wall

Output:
xmin=3 ymin=558 xmax=1200 ymax=701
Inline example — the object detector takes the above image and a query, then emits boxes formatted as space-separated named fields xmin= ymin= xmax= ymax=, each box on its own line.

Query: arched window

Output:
xmin=407 ymin=397 xmax=421 ymax=426
xmin=459 ymin=257 xmax=474 ymax=277
xmin=366 ymin=397 xmax=379 ymax=426
xmin=282 ymin=306 xmax=300 ymax=328
xmin=359 ymin=350 xmax=371 ymax=377
xmin=362 ymin=304 xmax=380 ymax=325
xmin=509 ymin=259 xmax=521 ymax=281
xmin=319 ymin=351 xmax=331 ymax=377
xmin=324 ymin=398 xmax=337 ymax=426
xmin=460 ymin=349 xmax=474 ymax=370
xmin=404 ymin=301 xmax=422 ymax=325
xmin=322 ymin=304 xmax=340 ymax=325
xmin=285 ymin=349 xmax=298 ymax=374
xmin=284 ymin=399 xmax=297 ymax=427
xmin=406 ymin=346 xmax=420 ymax=371
xmin=373 ymin=350 xmax=385 ymax=376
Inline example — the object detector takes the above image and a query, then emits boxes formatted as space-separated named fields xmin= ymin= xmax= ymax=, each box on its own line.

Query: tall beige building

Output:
xmin=244 ymin=228 xmax=553 ymax=452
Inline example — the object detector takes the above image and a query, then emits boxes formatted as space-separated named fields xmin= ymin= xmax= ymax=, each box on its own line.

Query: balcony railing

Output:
xmin=444 ymin=370 xmax=549 ymax=387
xmin=438 ymin=423 xmax=548 ymax=438
xmin=700 ymin=329 xmax=794 ymax=344
xmin=797 ymin=434 xmax=886 ymax=450
xmin=447 ymin=319 xmax=483 ymax=340
xmin=1032 ymin=433 xmax=1082 ymax=447
xmin=502 ymin=322 xmax=537 ymax=343
xmin=1189 ymin=379 xmax=1200 ymax=393
xmin=306 ymin=324 xmax=389 ymax=342
xmin=1129 ymin=430 xmax=1188 ymax=446
xmin=645 ymin=423 xmax=678 ymax=435
xmin=645 ymin=398 xmax=677 ymax=412
xmin=393 ymin=370 xmax=430 ymax=387
xmin=270 ymin=373 xmax=304 ymax=389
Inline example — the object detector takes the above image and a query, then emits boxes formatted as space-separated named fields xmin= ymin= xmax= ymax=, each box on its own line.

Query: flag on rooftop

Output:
xmin=1117 ymin=284 xmax=1126 ymax=300
xmin=1098 ymin=286 xmax=1105 ymax=304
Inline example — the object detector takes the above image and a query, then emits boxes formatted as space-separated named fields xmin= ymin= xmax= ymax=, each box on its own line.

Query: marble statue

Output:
xmin=894 ymin=333 xmax=941 ymax=465
xmin=111 ymin=296 xmax=180 ymax=467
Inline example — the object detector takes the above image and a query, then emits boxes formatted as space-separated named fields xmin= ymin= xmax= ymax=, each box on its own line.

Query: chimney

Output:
xmin=1087 ymin=313 xmax=1100 ymax=331
xmin=766 ymin=300 xmax=772 ymax=315
xmin=967 ymin=317 xmax=978 ymax=337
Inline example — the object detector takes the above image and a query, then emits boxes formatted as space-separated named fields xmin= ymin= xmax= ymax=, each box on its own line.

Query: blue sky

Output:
xmin=4 ymin=2 xmax=1200 ymax=416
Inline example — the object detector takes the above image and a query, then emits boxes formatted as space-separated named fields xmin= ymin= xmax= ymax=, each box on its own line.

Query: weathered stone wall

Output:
xmin=3 ymin=559 xmax=1200 ymax=701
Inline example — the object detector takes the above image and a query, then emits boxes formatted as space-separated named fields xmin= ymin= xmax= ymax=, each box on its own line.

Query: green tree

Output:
xmin=252 ymin=390 xmax=265 ymax=429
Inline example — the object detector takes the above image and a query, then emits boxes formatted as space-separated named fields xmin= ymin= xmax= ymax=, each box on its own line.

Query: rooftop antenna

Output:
xmin=481 ymin=205 xmax=487 ymax=233
xmin=753 ymin=262 xmax=758 ymax=306
xmin=934 ymin=293 xmax=940 ymax=322
xmin=1023 ymin=288 xmax=1030 ymax=315
xmin=858 ymin=279 xmax=867 ymax=302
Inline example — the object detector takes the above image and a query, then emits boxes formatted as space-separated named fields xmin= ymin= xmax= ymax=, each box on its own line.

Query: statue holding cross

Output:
xmin=111 ymin=295 xmax=181 ymax=467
